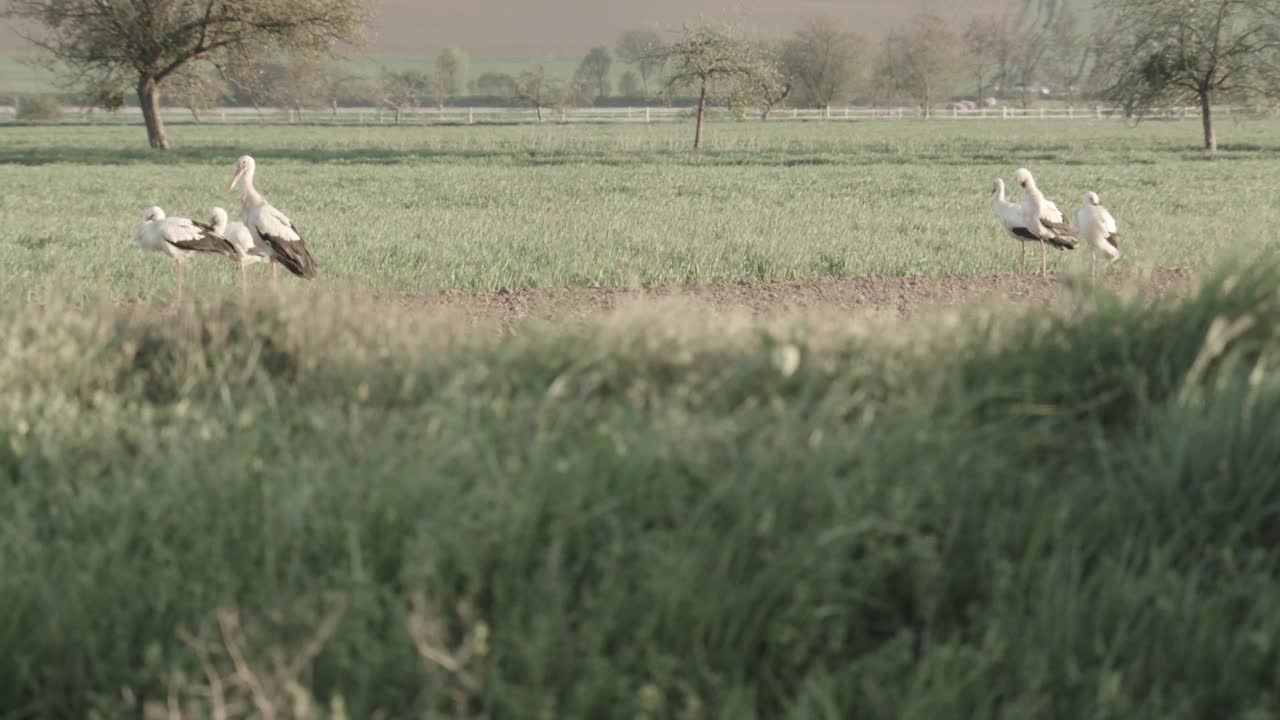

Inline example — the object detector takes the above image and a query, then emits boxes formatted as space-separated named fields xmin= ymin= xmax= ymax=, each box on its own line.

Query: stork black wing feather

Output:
xmin=261 ymin=233 xmax=318 ymax=279
xmin=1046 ymin=235 xmax=1078 ymax=251
xmin=168 ymin=229 xmax=237 ymax=258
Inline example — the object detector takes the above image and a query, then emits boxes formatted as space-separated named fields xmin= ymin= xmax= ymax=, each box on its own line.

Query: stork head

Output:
xmin=1014 ymin=167 xmax=1034 ymax=189
xmin=142 ymin=206 xmax=165 ymax=222
xmin=209 ymin=206 xmax=229 ymax=233
xmin=1083 ymin=191 xmax=1101 ymax=206
xmin=229 ymin=155 xmax=256 ymax=192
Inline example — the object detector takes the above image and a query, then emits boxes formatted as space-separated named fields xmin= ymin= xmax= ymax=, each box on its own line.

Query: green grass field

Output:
xmin=3 ymin=118 xmax=1279 ymax=303
xmin=5 ymin=117 xmax=1280 ymax=718
xmin=4 ymin=261 xmax=1280 ymax=718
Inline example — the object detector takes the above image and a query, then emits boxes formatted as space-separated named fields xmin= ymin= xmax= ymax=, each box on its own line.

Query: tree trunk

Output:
xmin=1200 ymin=89 xmax=1216 ymax=152
xmin=138 ymin=76 xmax=169 ymax=150
xmin=535 ymin=103 xmax=543 ymax=121
xmin=694 ymin=79 xmax=707 ymax=150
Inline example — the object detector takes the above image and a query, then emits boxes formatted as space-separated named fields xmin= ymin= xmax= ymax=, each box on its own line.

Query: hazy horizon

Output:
xmin=1 ymin=0 xmax=1030 ymax=55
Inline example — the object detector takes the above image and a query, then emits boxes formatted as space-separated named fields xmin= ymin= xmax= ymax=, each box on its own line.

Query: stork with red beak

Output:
xmin=228 ymin=155 xmax=318 ymax=283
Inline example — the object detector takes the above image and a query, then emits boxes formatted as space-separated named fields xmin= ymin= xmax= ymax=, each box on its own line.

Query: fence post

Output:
xmin=825 ymin=104 xmax=830 ymax=120
xmin=646 ymin=106 xmax=651 ymax=123
xmin=561 ymin=108 xmax=566 ymax=122
xmin=1002 ymin=106 xmax=1008 ymax=119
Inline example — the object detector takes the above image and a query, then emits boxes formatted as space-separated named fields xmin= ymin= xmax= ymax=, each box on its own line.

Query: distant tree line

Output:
xmin=7 ymin=0 xmax=1280 ymax=150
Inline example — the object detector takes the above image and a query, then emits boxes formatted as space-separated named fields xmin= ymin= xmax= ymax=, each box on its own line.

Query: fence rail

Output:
xmin=0 ymin=104 xmax=1248 ymax=126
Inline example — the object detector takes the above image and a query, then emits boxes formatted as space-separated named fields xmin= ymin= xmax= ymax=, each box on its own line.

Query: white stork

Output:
xmin=209 ymin=206 xmax=269 ymax=295
xmin=991 ymin=178 xmax=1048 ymax=274
xmin=1013 ymin=167 xmax=1078 ymax=276
xmin=1075 ymin=191 xmax=1120 ymax=280
xmin=134 ymin=206 xmax=237 ymax=302
xmin=228 ymin=155 xmax=318 ymax=283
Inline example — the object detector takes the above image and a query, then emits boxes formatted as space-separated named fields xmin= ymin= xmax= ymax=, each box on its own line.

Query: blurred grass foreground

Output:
xmin=3 ymin=262 xmax=1280 ymax=719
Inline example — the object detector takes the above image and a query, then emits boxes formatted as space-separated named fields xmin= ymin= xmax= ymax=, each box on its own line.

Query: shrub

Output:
xmin=15 ymin=95 xmax=63 ymax=121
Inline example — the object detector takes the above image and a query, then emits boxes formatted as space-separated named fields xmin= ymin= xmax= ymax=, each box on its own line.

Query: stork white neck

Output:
xmin=230 ymin=156 xmax=266 ymax=209
xmin=992 ymin=179 xmax=1008 ymax=204
xmin=239 ymin=166 xmax=265 ymax=209
xmin=209 ymin=207 xmax=229 ymax=234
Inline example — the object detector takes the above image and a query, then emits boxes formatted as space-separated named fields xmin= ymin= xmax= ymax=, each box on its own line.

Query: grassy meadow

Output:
xmin=3 ymin=118 xmax=1280 ymax=302
xmin=4 ymin=260 xmax=1280 ymax=718
xmin=4 ymin=117 xmax=1280 ymax=718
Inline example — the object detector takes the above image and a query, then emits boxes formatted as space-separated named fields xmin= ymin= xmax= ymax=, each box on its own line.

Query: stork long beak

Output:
xmin=229 ymin=166 xmax=246 ymax=192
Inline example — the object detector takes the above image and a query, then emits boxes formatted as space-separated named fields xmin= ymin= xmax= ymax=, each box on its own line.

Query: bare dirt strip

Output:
xmin=390 ymin=268 xmax=1199 ymax=331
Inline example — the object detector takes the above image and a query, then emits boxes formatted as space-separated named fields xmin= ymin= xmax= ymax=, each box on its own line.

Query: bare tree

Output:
xmin=380 ymin=69 xmax=428 ymax=124
xmin=165 ymin=64 xmax=224 ymax=122
xmin=659 ymin=22 xmax=770 ymax=149
xmin=512 ymin=65 xmax=557 ymax=121
xmin=575 ymin=46 xmax=613 ymax=100
xmin=781 ymin=17 xmax=864 ymax=108
xmin=737 ymin=40 xmax=791 ymax=120
xmin=617 ymin=28 xmax=665 ymax=97
xmin=963 ymin=13 xmax=1014 ymax=102
xmin=556 ymin=77 xmax=593 ymax=115
xmin=322 ymin=66 xmax=369 ymax=116
xmin=1045 ymin=5 xmax=1091 ymax=107
xmin=881 ymin=13 xmax=970 ymax=118
xmin=1006 ymin=12 xmax=1053 ymax=107
xmin=2 ymin=0 xmax=369 ymax=149
xmin=276 ymin=56 xmax=327 ymax=121
xmin=1099 ymin=0 xmax=1280 ymax=152
xmin=227 ymin=55 xmax=325 ymax=120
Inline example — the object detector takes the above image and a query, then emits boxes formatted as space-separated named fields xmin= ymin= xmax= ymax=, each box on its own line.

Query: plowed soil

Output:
xmin=392 ymin=268 xmax=1199 ymax=331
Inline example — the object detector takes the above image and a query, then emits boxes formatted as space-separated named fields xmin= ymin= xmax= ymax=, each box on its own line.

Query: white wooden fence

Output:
xmin=0 ymin=103 xmax=1244 ymax=126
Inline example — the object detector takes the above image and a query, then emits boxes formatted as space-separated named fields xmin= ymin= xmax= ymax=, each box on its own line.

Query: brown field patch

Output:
xmin=383 ymin=268 xmax=1199 ymax=333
